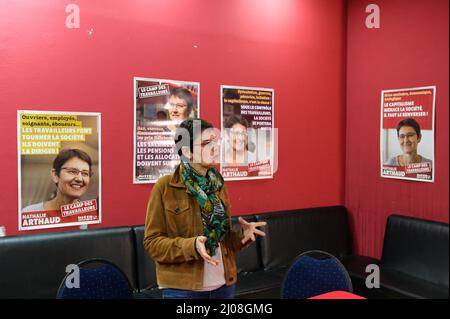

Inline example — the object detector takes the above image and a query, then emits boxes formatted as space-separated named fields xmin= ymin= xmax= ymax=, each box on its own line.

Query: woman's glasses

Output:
xmin=61 ymin=167 xmax=92 ymax=178
xmin=197 ymin=137 xmax=222 ymax=147
xmin=230 ymin=131 xmax=248 ymax=138
xmin=398 ymin=133 xmax=417 ymax=140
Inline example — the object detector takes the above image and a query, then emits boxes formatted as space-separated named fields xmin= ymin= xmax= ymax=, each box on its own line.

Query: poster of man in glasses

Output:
xmin=134 ymin=77 xmax=200 ymax=183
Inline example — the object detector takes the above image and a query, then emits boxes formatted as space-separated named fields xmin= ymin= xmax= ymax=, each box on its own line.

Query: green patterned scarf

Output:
xmin=180 ymin=160 xmax=228 ymax=256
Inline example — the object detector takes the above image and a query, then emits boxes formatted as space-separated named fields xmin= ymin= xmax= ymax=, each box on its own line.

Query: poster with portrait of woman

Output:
xmin=134 ymin=77 xmax=200 ymax=183
xmin=18 ymin=110 xmax=102 ymax=230
xmin=380 ymin=86 xmax=436 ymax=182
xmin=220 ymin=85 xmax=275 ymax=181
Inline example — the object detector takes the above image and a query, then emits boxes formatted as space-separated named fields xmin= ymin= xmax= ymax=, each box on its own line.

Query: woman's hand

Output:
xmin=238 ymin=217 xmax=267 ymax=245
xmin=195 ymin=236 xmax=220 ymax=266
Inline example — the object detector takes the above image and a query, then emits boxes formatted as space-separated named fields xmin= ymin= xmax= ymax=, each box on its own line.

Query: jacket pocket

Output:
xmin=166 ymin=199 xmax=190 ymax=215
xmin=165 ymin=199 xmax=191 ymax=236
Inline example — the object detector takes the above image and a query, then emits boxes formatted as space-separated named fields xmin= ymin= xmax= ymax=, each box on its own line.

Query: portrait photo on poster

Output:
xmin=18 ymin=111 xmax=102 ymax=231
xmin=380 ymin=86 xmax=436 ymax=183
xmin=220 ymin=85 xmax=275 ymax=181
xmin=134 ymin=77 xmax=200 ymax=184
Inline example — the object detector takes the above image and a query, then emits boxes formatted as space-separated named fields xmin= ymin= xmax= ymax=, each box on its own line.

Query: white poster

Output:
xmin=220 ymin=85 xmax=275 ymax=181
xmin=134 ymin=77 xmax=200 ymax=183
xmin=380 ymin=86 xmax=436 ymax=182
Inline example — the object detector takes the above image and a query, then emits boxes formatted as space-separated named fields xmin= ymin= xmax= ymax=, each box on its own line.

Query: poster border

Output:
xmin=379 ymin=85 xmax=436 ymax=183
xmin=133 ymin=77 xmax=201 ymax=184
xmin=220 ymin=84 xmax=275 ymax=181
xmin=17 ymin=110 xmax=102 ymax=231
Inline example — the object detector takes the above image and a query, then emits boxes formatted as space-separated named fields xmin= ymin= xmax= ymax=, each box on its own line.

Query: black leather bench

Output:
xmin=372 ymin=215 xmax=449 ymax=299
xmin=1 ymin=208 xmax=447 ymax=299
xmin=238 ymin=206 xmax=378 ymax=298
xmin=132 ymin=226 xmax=161 ymax=299
xmin=133 ymin=205 xmax=378 ymax=298
xmin=0 ymin=227 xmax=137 ymax=298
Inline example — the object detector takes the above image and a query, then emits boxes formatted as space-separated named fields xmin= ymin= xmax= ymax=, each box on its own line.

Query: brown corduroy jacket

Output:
xmin=143 ymin=165 xmax=247 ymax=291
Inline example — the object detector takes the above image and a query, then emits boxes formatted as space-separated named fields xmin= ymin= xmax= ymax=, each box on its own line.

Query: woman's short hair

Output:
xmin=174 ymin=118 xmax=214 ymax=157
xmin=397 ymin=118 xmax=421 ymax=138
xmin=225 ymin=114 xmax=249 ymax=129
xmin=224 ymin=114 xmax=255 ymax=152
xmin=53 ymin=149 xmax=92 ymax=176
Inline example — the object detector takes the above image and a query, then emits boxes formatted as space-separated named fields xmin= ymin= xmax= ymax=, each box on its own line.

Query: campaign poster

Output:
xmin=134 ymin=77 xmax=200 ymax=183
xmin=220 ymin=85 xmax=274 ymax=181
xmin=18 ymin=111 xmax=102 ymax=230
xmin=380 ymin=86 xmax=436 ymax=182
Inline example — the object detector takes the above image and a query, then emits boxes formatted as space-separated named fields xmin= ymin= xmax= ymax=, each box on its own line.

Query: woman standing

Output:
xmin=144 ymin=118 xmax=266 ymax=299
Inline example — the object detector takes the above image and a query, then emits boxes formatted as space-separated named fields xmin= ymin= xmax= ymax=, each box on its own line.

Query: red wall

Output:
xmin=346 ymin=0 xmax=449 ymax=258
xmin=0 ymin=0 xmax=347 ymax=236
